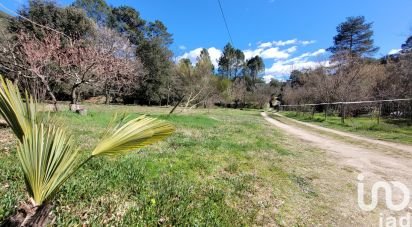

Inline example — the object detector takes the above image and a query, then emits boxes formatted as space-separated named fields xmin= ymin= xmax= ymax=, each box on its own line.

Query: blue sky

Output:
xmin=2 ymin=0 xmax=412 ymax=81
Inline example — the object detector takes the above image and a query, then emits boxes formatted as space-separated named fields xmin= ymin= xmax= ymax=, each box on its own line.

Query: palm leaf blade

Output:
xmin=0 ymin=77 xmax=37 ymax=141
xmin=92 ymin=116 xmax=175 ymax=157
xmin=17 ymin=123 xmax=80 ymax=205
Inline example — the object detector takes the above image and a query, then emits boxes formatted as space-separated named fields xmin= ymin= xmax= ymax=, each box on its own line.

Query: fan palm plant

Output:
xmin=0 ymin=77 xmax=175 ymax=226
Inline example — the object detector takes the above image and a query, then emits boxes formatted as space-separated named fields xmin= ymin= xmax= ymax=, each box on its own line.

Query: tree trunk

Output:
xmin=1 ymin=202 xmax=53 ymax=227
xmin=47 ymin=90 xmax=58 ymax=112
xmin=105 ymin=90 xmax=110 ymax=105
xmin=71 ymin=85 xmax=79 ymax=105
xmin=39 ymin=77 xmax=58 ymax=111
xmin=167 ymin=88 xmax=170 ymax=106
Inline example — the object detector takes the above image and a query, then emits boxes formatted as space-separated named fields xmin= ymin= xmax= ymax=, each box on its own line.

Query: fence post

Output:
xmin=311 ymin=106 xmax=315 ymax=119
xmin=377 ymin=102 xmax=382 ymax=125
xmin=324 ymin=104 xmax=327 ymax=120
xmin=341 ymin=103 xmax=345 ymax=124
xmin=410 ymin=100 xmax=412 ymax=122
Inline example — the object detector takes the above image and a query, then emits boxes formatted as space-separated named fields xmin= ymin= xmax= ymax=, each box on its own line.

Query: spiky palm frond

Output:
xmin=92 ymin=115 xmax=175 ymax=157
xmin=0 ymin=76 xmax=175 ymax=206
xmin=0 ymin=77 xmax=37 ymax=141
xmin=18 ymin=123 xmax=80 ymax=205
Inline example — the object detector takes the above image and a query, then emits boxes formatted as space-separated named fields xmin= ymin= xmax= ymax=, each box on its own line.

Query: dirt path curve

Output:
xmin=261 ymin=112 xmax=412 ymax=202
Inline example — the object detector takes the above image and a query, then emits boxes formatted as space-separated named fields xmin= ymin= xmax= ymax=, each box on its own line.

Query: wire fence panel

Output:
xmin=279 ymin=98 xmax=412 ymax=124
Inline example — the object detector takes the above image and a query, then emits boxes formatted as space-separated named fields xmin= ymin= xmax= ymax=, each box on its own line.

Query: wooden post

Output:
xmin=410 ymin=100 xmax=412 ymax=122
xmin=341 ymin=103 xmax=345 ymax=124
xmin=169 ymin=96 xmax=185 ymax=115
xmin=311 ymin=106 xmax=315 ymax=119
xmin=324 ymin=104 xmax=327 ymax=120
xmin=377 ymin=102 xmax=382 ymax=125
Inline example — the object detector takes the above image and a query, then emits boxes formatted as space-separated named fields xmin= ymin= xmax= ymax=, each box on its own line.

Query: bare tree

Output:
xmin=94 ymin=27 xmax=145 ymax=104
xmin=12 ymin=32 xmax=62 ymax=109
xmin=56 ymin=38 xmax=105 ymax=106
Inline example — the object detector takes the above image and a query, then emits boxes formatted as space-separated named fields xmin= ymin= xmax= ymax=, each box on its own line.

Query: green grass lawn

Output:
xmin=0 ymin=105 xmax=376 ymax=225
xmin=280 ymin=111 xmax=412 ymax=145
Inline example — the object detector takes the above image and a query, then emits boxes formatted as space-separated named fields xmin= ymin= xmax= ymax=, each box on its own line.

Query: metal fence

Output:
xmin=279 ymin=98 xmax=412 ymax=124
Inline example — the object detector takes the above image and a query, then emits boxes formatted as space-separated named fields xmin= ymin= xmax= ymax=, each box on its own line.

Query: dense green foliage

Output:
xmin=9 ymin=0 xmax=95 ymax=40
xmin=72 ymin=0 xmax=112 ymax=25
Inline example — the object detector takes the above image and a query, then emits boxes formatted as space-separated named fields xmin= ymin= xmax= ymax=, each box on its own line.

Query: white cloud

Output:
xmin=286 ymin=46 xmax=297 ymax=53
xmin=255 ymin=39 xmax=316 ymax=49
xmin=179 ymin=45 xmax=187 ymax=50
xmin=243 ymin=48 xmax=264 ymax=60
xmin=310 ymin=48 xmax=326 ymax=56
xmin=263 ymin=74 xmax=288 ymax=83
xmin=244 ymin=47 xmax=290 ymax=60
xmin=265 ymin=59 xmax=330 ymax=81
xmin=177 ymin=48 xmax=202 ymax=63
xmin=261 ymin=47 xmax=290 ymax=59
xmin=258 ymin=42 xmax=272 ymax=48
xmin=301 ymin=40 xmax=316 ymax=45
xmin=388 ymin=49 xmax=401 ymax=55
xmin=177 ymin=47 xmax=222 ymax=69
xmin=208 ymin=47 xmax=223 ymax=68
xmin=263 ymin=48 xmax=329 ymax=81
xmin=284 ymin=48 xmax=326 ymax=63
xmin=272 ymin=39 xmax=298 ymax=46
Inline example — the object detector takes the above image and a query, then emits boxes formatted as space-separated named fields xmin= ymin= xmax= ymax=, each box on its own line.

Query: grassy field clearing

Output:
xmin=280 ymin=111 xmax=412 ymax=145
xmin=0 ymin=106 xmax=375 ymax=225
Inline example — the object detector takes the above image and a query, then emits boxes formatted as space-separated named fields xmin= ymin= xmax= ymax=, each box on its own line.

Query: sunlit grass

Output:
xmin=0 ymin=106 xmax=376 ymax=225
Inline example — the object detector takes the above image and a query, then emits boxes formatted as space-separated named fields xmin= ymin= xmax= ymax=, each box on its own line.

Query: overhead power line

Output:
xmin=0 ymin=2 xmax=72 ymax=40
xmin=217 ymin=0 xmax=234 ymax=46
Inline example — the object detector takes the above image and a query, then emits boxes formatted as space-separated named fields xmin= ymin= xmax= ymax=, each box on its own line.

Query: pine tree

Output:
xmin=328 ymin=16 xmax=378 ymax=61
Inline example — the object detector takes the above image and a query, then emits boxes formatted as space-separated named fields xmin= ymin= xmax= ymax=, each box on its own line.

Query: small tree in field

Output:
xmin=171 ymin=49 xmax=217 ymax=112
xmin=9 ymin=32 xmax=62 ymax=109
xmin=57 ymin=39 xmax=105 ymax=105
xmin=94 ymin=27 xmax=145 ymax=104
xmin=0 ymin=76 xmax=174 ymax=226
xmin=0 ymin=32 xmax=61 ymax=108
